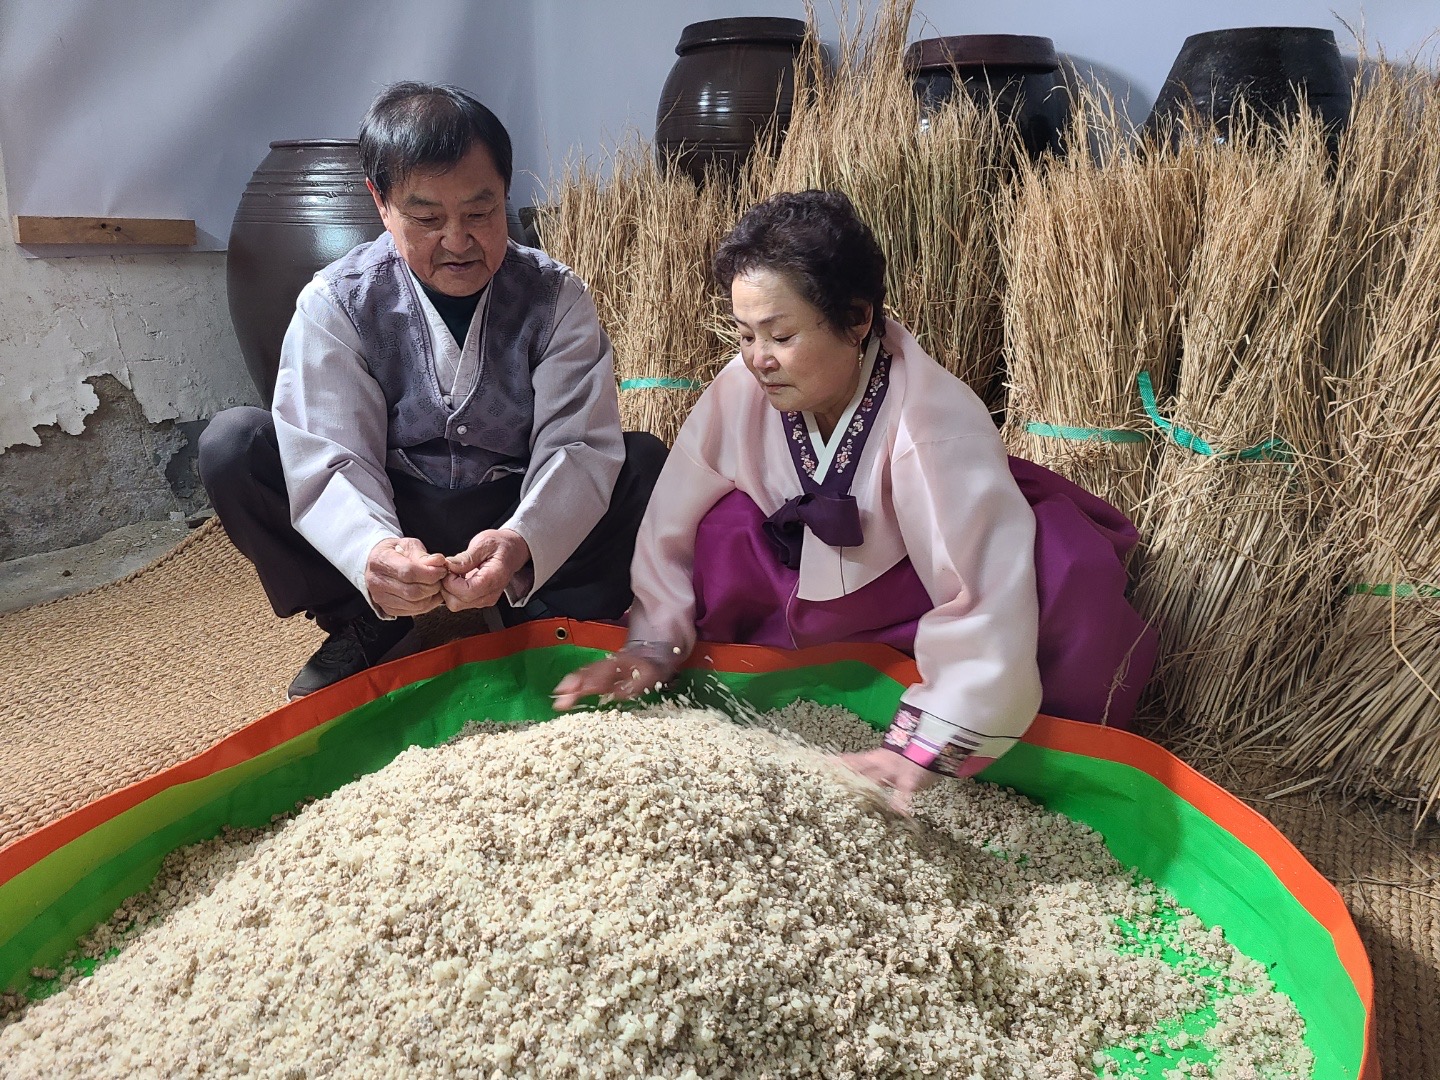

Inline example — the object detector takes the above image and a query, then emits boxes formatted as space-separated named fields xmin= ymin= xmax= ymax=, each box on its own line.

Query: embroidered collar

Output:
xmin=783 ymin=336 xmax=890 ymax=498
xmin=761 ymin=337 xmax=892 ymax=570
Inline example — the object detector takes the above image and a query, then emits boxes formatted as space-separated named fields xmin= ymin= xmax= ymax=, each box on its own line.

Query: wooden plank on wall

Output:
xmin=12 ymin=216 xmax=197 ymax=246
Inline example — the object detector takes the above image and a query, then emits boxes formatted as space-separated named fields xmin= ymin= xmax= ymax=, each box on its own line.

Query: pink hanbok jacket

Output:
xmin=626 ymin=323 xmax=1043 ymax=770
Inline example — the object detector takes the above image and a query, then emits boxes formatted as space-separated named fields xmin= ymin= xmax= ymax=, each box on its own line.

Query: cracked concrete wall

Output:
xmin=0 ymin=140 xmax=259 ymax=559
xmin=0 ymin=376 xmax=213 ymax=560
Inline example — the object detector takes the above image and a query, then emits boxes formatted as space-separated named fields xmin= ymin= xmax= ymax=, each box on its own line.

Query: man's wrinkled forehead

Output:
xmin=398 ymin=186 xmax=501 ymax=209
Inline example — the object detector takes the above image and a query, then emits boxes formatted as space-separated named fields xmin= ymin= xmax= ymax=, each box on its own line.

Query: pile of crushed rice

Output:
xmin=0 ymin=703 xmax=1311 ymax=1079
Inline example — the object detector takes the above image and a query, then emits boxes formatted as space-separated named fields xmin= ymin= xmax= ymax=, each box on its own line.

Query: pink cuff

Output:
xmin=882 ymin=704 xmax=993 ymax=778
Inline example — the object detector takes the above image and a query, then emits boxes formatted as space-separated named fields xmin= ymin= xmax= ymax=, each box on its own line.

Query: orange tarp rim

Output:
xmin=0 ymin=617 xmax=1376 ymax=1078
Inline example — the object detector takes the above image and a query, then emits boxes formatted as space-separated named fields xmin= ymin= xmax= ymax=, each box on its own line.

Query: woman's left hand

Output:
xmin=831 ymin=748 xmax=939 ymax=814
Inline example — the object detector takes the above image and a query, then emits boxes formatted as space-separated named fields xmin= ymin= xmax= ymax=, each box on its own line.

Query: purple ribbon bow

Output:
xmin=762 ymin=491 xmax=864 ymax=570
xmin=759 ymin=344 xmax=892 ymax=571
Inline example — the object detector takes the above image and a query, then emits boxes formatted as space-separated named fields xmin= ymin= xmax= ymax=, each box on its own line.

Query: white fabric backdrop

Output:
xmin=0 ymin=0 xmax=539 ymax=254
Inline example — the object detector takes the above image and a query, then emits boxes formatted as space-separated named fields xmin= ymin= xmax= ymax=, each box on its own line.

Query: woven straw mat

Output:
xmin=0 ymin=520 xmax=1435 ymax=1076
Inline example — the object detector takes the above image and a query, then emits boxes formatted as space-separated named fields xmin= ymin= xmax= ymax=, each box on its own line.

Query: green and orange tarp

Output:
xmin=0 ymin=620 xmax=1376 ymax=1078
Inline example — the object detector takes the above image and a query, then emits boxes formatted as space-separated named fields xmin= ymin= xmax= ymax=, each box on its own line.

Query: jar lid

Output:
xmin=676 ymin=17 xmax=807 ymax=53
xmin=1179 ymin=26 xmax=1338 ymax=50
xmin=903 ymin=35 xmax=1059 ymax=74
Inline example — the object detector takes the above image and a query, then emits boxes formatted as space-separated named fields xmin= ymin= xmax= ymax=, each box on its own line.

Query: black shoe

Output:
xmin=286 ymin=613 xmax=415 ymax=700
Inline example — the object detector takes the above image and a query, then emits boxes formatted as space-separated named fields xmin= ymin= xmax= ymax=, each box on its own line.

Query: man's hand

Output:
xmin=552 ymin=653 xmax=672 ymax=712
xmin=365 ymin=537 xmax=449 ymax=617
xmin=831 ymin=748 xmax=940 ymax=814
xmin=441 ymin=528 xmax=531 ymax=612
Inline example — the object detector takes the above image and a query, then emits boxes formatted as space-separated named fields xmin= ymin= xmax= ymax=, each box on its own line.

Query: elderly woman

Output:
xmin=554 ymin=190 xmax=1155 ymax=806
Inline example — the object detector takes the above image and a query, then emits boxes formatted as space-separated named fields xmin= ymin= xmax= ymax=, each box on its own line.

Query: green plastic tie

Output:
xmin=1137 ymin=371 xmax=1295 ymax=463
xmin=1025 ymin=422 xmax=1148 ymax=444
xmin=1345 ymin=583 xmax=1440 ymax=599
xmin=619 ymin=377 xmax=703 ymax=391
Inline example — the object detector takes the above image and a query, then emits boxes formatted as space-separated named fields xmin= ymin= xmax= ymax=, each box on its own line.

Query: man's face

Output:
xmin=370 ymin=144 xmax=510 ymax=297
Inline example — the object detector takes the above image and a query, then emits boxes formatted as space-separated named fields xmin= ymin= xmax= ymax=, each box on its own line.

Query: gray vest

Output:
xmin=322 ymin=233 xmax=566 ymax=489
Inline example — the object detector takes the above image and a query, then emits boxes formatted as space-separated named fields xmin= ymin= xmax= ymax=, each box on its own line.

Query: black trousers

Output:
xmin=198 ymin=406 xmax=667 ymax=631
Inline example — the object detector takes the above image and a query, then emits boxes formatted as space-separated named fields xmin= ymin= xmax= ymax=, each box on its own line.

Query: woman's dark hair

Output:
xmin=359 ymin=81 xmax=513 ymax=202
xmin=713 ymin=189 xmax=887 ymax=341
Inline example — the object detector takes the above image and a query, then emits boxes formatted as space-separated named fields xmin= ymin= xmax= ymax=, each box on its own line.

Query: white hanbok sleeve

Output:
xmin=502 ymin=277 xmax=625 ymax=603
xmin=624 ymin=385 xmax=737 ymax=665
xmin=272 ymin=278 xmax=402 ymax=615
xmin=886 ymin=431 xmax=1042 ymax=775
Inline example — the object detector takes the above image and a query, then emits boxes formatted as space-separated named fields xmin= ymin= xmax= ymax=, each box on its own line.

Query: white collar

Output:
xmin=803 ymin=336 xmax=881 ymax=483
xmin=409 ymin=271 xmax=491 ymax=396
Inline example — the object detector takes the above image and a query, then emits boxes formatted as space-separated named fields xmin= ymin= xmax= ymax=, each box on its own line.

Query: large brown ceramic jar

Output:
xmin=226 ymin=140 xmax=385 ymax=405
xmin=904 ymin=35 xmax=1068 ymax=160
xmin=655 ymin=17 xmax=807 ymax=183
xmin=1146 ymin=27 xmax=1351 ymax=143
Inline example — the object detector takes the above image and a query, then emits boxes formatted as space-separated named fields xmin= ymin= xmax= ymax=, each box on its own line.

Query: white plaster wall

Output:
xmin=0 ymin=0 xmax=540 ymax=455
xmin=0 ymin=141 xmax=257 ymax=453
xmin=0 ymin=0 xmax=544 ymax=251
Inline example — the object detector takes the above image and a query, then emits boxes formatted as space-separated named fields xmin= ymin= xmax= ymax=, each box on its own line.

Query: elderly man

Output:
xmin=201 ymin=82 xmax=665 ymax=699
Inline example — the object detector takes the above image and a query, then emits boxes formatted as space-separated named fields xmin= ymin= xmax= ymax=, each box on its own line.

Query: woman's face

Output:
xmin=731 ymin=269 xmax=871 ymax=425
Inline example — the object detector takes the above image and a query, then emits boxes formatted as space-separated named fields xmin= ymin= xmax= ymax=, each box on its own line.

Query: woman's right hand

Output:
xmin=551 ymin=653 xmax=672 ymax=712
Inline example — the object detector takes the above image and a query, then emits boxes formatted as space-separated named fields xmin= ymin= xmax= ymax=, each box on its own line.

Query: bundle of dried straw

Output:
xmin=1324 ymin=59 xmax=1440 ymax=381
xmin=536 ymin=147 xmax=645 ymax=344
xmin=541 ymin=147 xmax=739 ymax=444
xmin=1000 ymin=96 xmax=1200 ymax=527
xmin=616 ymin=158 xmax=737 ymax=444
xmin=1256 ymin=75 xmax=1440 ymax=817
xmin=541 ymin=0 xmax=1021 ymax=435
xmin=1132 ymin=114 xmax=1341 ymax=740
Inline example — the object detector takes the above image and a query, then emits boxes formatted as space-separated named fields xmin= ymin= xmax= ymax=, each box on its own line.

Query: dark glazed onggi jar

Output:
xmin=655 ymin=17 xmax=807 ymax=183
xmin=226 ymin=140 xmax=385 ymax=406
xmin=903 ymin=35 xmax=1068 ymax=160
xmin=1145 ymin=27 xmax=1352 ymax=146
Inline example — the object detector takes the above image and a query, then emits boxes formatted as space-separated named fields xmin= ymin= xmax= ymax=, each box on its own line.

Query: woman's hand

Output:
xmin=831 ymin=748 xmax=939 ymax=814
xmin=552 ymin=653 xmax=672 ymax=711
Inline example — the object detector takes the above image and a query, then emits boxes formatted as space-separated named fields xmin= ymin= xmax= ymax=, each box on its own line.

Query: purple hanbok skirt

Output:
xmin=691 ymin=458 xmax=1157 ymax=729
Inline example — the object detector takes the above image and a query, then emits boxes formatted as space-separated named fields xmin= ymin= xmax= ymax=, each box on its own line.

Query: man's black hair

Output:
xmin=359 ymin=81 xmax=513 ymax=201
